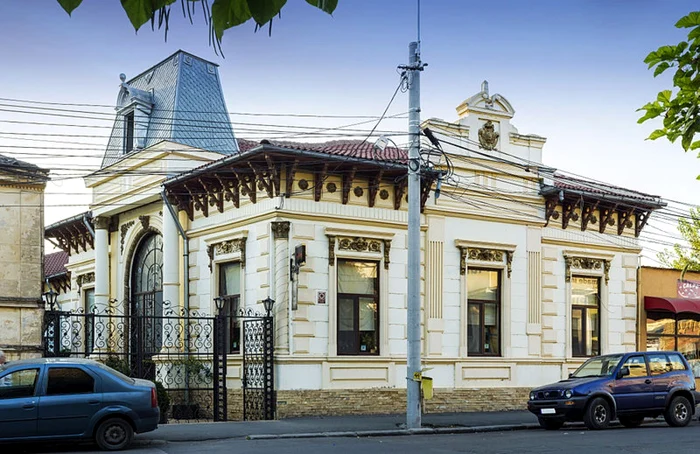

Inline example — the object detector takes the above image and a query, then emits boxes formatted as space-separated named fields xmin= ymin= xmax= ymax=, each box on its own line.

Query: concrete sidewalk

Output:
xmin=137 ymin=411 xmax=542 ymax=443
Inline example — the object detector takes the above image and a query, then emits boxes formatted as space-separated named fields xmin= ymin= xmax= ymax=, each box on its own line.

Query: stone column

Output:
xmin=162 ymin=201 xmax=180 ymax=313
xmin=93 ymin=216 xmax=110 ymax=352
xmin=271 ymin=221 xmax=290 ymax=355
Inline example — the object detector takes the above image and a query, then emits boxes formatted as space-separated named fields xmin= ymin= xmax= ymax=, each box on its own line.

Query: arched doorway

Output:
xmin=130 ymin=232 xmax=164 ymax=356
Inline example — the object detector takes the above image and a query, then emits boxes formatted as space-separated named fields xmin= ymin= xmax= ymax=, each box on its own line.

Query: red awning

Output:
xmin=644 ymin=296 xmax=700 ymax=314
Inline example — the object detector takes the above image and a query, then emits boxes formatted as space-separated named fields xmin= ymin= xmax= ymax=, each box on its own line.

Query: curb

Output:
xmin=245 ymin=423 xmax=541 ymax=440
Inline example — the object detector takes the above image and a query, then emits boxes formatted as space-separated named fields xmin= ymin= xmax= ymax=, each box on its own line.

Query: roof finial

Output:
xmin=481 ymin=80 xmax=489 ymax=98
xmin=119 ymin=73 xmax=126 ymax=83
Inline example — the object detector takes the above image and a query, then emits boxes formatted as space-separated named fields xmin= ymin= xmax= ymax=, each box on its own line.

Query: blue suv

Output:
xmin=527 ymin=351 xmax=699 ymax=430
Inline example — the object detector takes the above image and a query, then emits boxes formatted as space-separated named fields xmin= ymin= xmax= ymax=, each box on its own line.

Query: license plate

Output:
xmin=540 ymin=408 xmax=556 ymax=415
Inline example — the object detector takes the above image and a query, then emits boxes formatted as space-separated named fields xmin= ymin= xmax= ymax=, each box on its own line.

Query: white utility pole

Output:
xmin=405 ymin=40 xmax=423 ymax=430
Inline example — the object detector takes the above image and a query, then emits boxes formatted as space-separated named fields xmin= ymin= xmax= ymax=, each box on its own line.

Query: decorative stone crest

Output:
xmin=298 ymin=179 xmax=309 ymax=190
xmin=379 ymin=189 xmax=389 ymax=200
xmin=76 ymin=272 xmax=95 ymax=290
xmin=327 ymin=182 xmax=337 ymax=193
xmin=478 ymin=120 xmax=499 ymax=151
xmin=458 ymin=247 xmax=512 ymax=276
xmin=138 ymin=215 xmax=150 ymax=231
xmin=339 ymin=237 xmax=382 ymax=253
xmin=467 ymin=248 xmax=504 ymax=262
xmin=564 ymin=256 xmax=611 ymax=284
xmin=353 ymin=186 xmax=364 ymax=197
xmin=120 ymin=220 xmax=135 ymax=254
xmin=207 ymin=237 xmax=247 ymax=271
xmin=271 ymin=221 xmax=290 ymax=240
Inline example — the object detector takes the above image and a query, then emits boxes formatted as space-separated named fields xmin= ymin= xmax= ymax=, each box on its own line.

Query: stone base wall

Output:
xmin=0 ymin=304 xmax=44 ymax=360
xmin=226 ymin=387 xmax=530 ymax=420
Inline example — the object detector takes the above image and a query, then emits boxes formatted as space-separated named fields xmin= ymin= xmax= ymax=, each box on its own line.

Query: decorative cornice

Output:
xmin=458 ymin=246 xmax=513 ymax=276
xmin=564 ymin=255 xmax=611 ymax=283
xmin=207 ymin=237 xmax=247 ymax=271
xmin=271 ymin=221 xmax=290 ymax=240
xmin=76 ymin=272 xmax=95 ymax=289
xmin=338 ymin=237 xmax=382 ymax=253
xmin=120 ymin=220 xmax=135 ymax=254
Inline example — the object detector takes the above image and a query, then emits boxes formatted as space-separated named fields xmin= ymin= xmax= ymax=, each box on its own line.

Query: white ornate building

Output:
xmin=45 ymin=52 xmax=665 ymax=417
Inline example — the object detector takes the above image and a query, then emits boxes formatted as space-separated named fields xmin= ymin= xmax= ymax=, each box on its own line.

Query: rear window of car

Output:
xmin=95 ymin=362 xmax=135 ymax=384
xmin=668 ymin=353 xmax=687 ymax=371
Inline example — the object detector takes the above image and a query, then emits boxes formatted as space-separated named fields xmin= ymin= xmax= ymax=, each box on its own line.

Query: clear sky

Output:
xmin=0 ymin=0 xmax=697 ymax=264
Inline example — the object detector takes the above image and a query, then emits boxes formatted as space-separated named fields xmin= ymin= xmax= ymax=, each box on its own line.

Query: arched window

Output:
xmin=130 ymin=232 xmax=163 ymax=353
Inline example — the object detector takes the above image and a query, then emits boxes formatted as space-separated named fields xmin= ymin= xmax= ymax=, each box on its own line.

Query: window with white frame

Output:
xmin=467 ymin=268 xmax=501 ymax=356
xmin=337 ymin=259 xmax=379 ymax=355
xmin=218 ymin=262 xmax=241 ymax=354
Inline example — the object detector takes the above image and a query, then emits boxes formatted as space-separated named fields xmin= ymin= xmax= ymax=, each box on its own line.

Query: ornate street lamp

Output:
xmin=43 ymin=289 xmax=58 ymax=311
xmin=214 ymin=296 xmax=225 ymax=314
xmin=262 ymin=297 xmax=275 ymax=318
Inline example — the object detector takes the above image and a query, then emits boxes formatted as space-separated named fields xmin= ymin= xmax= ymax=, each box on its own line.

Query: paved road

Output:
xmin=10 ymin=424 xmax=700 ymax=454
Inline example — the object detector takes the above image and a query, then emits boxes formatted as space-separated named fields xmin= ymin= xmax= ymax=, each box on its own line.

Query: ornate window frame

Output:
xmin=455 ymin=240 xmax=516 ymax=358
xmin=325 ymin=227 xmax=393 ymax=357
xmin=206 ymin=230 xmax=248 ymax=316
xmin=563 ymin=251 xmax=613 ymax=358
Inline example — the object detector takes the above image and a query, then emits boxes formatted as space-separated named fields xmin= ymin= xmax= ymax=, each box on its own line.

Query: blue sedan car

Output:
xmin=528 ymin=351 xmax=699 ymax=430
xmin=0 ymin=357 xmax=159 ymax=451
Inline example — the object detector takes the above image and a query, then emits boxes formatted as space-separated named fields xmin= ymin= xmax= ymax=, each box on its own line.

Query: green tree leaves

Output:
xmin=57 ymin=0 xmax=83 ymax=15
xmin=639 ymin=11 xmax=700 ymax=156
xmin=658 ymin=207 xmax=700 ymax=272
xmin=56 ymin=0 xmax=337 ymax=48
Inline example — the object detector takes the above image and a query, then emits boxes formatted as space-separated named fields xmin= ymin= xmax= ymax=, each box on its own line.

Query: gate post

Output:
xmin=213 ymin=307 xmax=228 ymax=422
xmin=263 ymin=314 xmax=275 ymax=420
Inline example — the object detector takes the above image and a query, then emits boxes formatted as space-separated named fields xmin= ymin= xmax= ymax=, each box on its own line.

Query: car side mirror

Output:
xmin=568 ymin=373 xmax=574 ymax=379
xmin=617 ymin=366 xmax=630 ymax=379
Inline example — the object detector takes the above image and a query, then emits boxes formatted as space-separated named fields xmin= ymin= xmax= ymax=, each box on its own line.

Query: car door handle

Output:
xmin=22 ymin=404 xmax=35 ymax=410
xmin=645 ymin=379 xmax=652 ymax=384
xmin=88 ymin=400 xmax=100 ymax=405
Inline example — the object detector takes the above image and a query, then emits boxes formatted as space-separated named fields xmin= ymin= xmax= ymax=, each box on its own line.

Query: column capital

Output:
xmin=94 ymin=216 xmax=110 ymax=230
xmin=271 ymin=221 xmax=290 ymax=240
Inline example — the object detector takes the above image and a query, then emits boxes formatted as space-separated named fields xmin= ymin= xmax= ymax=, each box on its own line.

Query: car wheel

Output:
xmin=538 ymin=417 xmax=564 ymax=430
xmin=583 ymin=397 xmax=611 ymax=430
xmin=618 ymin=416 xmax=644 ymax=428
xmin=95 ymin=417 xmax=134 ymax=451
xmin=664 ymin=395 xmax=692 ymax=427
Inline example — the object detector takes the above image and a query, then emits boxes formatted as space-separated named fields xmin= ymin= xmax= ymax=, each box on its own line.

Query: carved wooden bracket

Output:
xmin=394 ymin=180 xmax=407 ymax=210
xmin=544 ymin=197 xmax=558 ymax=227
xmin=368 ymin=170 xmax=384 ymax=208
xmin=314 ymin=164 xmax=328 ymax=202
xmin=617 ymin=209 xmax=633 ymax=235
xmin=580 ymin=201 xmax=598 ymax=232
xmin=561 ymin=200 xmax=577 ymax=230
xmin=598 ymin=207 xmax=615 ymax=234
xmin=635 ymin=210 xmax=651 ymax=238
xmin=341 ymin=167 xmax=356 ymax=205
xmin=207 ymin=237 xmax=247 ymax=271
xmin=285 ymin=160 xmax=298 ymax=197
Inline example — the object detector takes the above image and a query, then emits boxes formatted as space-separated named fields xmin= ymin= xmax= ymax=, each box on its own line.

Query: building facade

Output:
xmin=45 ymin=52 xmax=665 ymax=417
xmin=0 ymin=155 xmax=49 ymax=360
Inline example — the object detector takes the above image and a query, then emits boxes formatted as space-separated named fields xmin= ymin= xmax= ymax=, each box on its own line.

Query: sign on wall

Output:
xmin=678 ymin=279 xmax=700 ymax=299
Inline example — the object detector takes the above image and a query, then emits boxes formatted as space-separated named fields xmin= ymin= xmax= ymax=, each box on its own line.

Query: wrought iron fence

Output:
xmin=43 ymin=299 xmax=275 ymax=422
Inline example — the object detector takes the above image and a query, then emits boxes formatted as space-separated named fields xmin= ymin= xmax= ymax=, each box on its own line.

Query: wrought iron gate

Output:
xmin=242 ymin=316 xmax=275 ymax=420
xmin=43 ymin=301 xmax=275 ymax=422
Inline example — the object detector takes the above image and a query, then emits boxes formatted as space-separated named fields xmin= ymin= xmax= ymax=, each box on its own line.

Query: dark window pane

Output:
xmin=219 ymin=262 xmax=241 ymax=297
xmin=337 ymin=260 xmax=379 ymax=355
xmin=124 ymin=112 xmax=134 ymax=153
xmin=0 ymin=368 xmax=39 ymax=399
xmin=484 ymin=303 xmax=499 ymax=355
xmin=467 ymin=303 xmax=482 ymax=354
xmin=588 ymin=307 xmax=600 ymax=356
xmin=572 ymin=307 xmax=584 ymax=356
xmin=47 ymin=368 xmax=95 ymax=395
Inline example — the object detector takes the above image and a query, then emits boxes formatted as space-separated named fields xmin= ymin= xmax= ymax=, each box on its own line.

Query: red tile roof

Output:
xmin=236 ymin=138 xmax=407 ymax=162
xmin=552 ymin=174 xmax=662 ymax=204
xmin=45 ymin=250 xmax=69 ymax=277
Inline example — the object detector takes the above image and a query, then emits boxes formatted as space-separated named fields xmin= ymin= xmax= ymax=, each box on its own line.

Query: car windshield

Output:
xmin=571 ymin=354 xmax=624 ymax=378
xmin=95 ymin=362 xmax=135 ymax=384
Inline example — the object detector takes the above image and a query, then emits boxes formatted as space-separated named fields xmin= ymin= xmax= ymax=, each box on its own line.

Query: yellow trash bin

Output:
xmin=421 ymin=376 xmax=433 ymax=400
